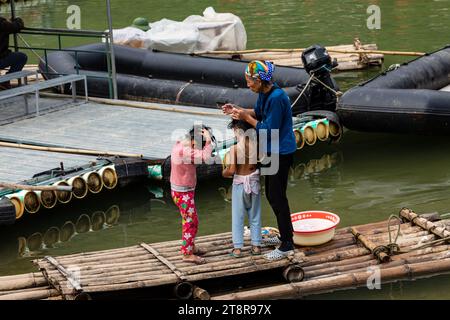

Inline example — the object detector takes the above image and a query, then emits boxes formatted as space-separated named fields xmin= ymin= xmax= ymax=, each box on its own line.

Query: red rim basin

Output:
xmin=291 ymin=211 xmax=340 ymax=246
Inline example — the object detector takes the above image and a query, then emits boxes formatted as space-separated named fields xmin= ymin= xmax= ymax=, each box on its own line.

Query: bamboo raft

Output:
xmin=1 ymin=208 xmax=450 ymax=300
xmin=198 ymin=39 xmax=384 ymax=71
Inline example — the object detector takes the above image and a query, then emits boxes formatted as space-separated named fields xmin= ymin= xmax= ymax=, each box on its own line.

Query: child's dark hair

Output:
xmin=227 ymin=119 xmax=252 ymax=131
xmin=187 ymin=124 xmax=215 ymax=148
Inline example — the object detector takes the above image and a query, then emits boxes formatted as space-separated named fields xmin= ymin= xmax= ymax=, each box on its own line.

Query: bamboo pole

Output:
xmin=34 ymin=238 xmax=439 ymax=297
xmin=351 ymin=227 xmax=390 ymax=262
xmin=24 ymin=215 xmax=450 ymax=299
xmin=308 ymin=247 xmax=450 ymax=282
xmin=41 ymin=219 xmax=406 ymax=263
xmin=0 ymin=272 xmax=45 ymax=282
xmin=193 ymin=286 xmax=210 ymax=300
xmin=39 ymin=92 xmax=227 ymax=118
xmin=0 ymin=287 xmax=60 ymax=300
xmin=42 ymin=296 xmax=64 ymax=300
xmin=302 ymin=254 xmax=373 ymax=272
xmin=77 ymin=276 xmax=179 ymax=294
xmin=44 ymin=266 xmax=174 ymax=282
xmin=44 ymin=245 xmax=448 ymax=298
xmin=0 ymin=273 xmax=47 ymax=291
xmin=302 ymin=231 xmax=441 ymax=278
xmin=36 ymin=222 xmax=432 ymax=270
xmin=195 ymin=48 xmax=422 ymax=56
xmin=0 ymin=285 xmax=50 ymax=296
xmin=400 ymin=208 xmax=450 ymax=239
xmin=0 ymin=141 xmax=143 ymax=158
xmin=212 ymin=257 xmax=450 ymax=300
xmin=70 ymin=272 xmax=176 ymax=288
xmin=0 ymin=182 xmax=72 ymax=192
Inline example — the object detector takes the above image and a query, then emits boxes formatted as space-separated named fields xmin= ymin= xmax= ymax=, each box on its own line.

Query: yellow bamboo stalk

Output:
xmin=196 ymin=48 xmax=423 ymax=56
xmin=0 ymin=182 xmax=72 ymax=192
xmin=39 ymin=92 xmax=227 ymax=118
xmin=0 ymin=141 xmax=143 ymax=158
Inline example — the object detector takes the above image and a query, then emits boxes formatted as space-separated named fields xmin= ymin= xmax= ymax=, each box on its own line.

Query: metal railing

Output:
xmin=7 ymin=0 xmax=118 ymax=99
xmin=13 ymin=27 xmax=116 ymax=99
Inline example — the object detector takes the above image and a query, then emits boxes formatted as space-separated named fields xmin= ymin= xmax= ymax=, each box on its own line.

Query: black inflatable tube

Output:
xmin=40 ymin=43 xmax=309 ymax=111
xmin=337 ymin=45 xmax=450 ymax=134
xmin=0 ymin=198 xmax=16 ymax=226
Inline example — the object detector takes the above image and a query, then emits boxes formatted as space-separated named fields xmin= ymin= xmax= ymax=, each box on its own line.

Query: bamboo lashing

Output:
xmin=351 ymin=227 xmax=391 ymax=262
xmin=0 ymin=140 xmax=143 ymax=158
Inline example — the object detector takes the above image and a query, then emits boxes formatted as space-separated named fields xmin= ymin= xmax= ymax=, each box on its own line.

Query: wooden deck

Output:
xmin=1 ymin=208 xmax=450 ymax=300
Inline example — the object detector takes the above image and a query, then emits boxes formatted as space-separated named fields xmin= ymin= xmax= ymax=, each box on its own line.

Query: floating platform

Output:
xmin=0 ymin=94 xmax=341 ymax=224
xmin=1 ymin=208 xmax=450 ymax=300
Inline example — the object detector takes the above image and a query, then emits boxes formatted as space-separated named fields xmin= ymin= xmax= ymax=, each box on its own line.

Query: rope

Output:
xmin=372 ymin=245 xmax=389 ymax=259
xmin=386 ymin=215 xmax=402 ymax=254
xmin=175 ymin=81 xmax=192 ymax=104
xmin=290 ymin=73 xmax=342 ymax=109
xmin=311 ymin=76 xmax=343 ymax=97
xmin=17 ymin=34 xmax=58 ymax=74
xmin=290 ymin=74 xmax=314 ymax=108
xmin=408 ymin=235 xmax=450 ymax=251
xmin=376 ymin=214 xmax=450 ymax=257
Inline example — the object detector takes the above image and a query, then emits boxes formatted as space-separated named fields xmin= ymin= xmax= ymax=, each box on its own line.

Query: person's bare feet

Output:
xmin=193 ymin=246 xmax=207 ymax=256
xmin=183 ymin=254 xmax=206 ymax=264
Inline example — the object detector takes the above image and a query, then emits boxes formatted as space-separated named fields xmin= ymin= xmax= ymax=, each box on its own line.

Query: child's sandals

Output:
xmin=251 ymin=246 xmax=261 ymax=256
xmin=230 ymin=248 xmax=243 ymax=258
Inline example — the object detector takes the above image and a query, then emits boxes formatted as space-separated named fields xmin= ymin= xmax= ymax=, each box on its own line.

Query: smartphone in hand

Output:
xmin=216 ymin=101 xmax=228 ymax=109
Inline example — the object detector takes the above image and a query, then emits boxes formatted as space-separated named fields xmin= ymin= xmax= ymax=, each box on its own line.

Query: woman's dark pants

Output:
xmin=264 ymin=153 xmax=294 ymax=251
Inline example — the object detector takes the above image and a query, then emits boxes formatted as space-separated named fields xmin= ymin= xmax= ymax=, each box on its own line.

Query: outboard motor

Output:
xmin=293 ymin=44 xmax=340 ymax=114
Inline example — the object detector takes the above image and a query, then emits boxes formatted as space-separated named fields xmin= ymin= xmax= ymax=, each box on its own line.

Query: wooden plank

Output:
xmin=139 ymin=243 xmax=186 ymax=281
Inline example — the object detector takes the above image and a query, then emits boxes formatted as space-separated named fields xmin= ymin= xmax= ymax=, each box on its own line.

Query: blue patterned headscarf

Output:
xmin=245 ymin=60 xmax=274 ymax=81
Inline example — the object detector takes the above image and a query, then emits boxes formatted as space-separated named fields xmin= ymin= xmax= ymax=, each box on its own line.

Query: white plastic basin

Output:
xmin=291 ymin=211 xmax=340 ymax=246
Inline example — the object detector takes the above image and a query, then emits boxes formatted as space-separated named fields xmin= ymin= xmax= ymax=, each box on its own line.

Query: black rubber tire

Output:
xmin=113 ymin=157 xmax=149 ymax=187
xmin=0 ymin=198 xmax=16 ymax=225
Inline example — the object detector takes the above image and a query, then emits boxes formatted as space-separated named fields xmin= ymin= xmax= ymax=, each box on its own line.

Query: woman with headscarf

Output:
xmin=223 ymin=60 xmax=297 ymax=261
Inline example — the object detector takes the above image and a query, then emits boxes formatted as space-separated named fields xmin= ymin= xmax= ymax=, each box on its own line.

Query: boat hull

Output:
xmin=337 ymin=45 xmax=450 ymax=134
xmin=39 ymin=43 xmax=311 ymax=112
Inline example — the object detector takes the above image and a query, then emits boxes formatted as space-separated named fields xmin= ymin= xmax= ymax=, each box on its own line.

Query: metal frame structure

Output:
xmin=8 ymin=0 xmax=118 ymax=99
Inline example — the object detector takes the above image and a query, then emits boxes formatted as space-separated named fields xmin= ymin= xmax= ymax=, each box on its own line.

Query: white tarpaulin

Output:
xmin=107 ymin=7 xmax=247 ymax=53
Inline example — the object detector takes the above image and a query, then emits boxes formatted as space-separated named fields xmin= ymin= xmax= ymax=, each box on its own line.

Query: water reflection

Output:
xmin=0 ymin=186 xmax=148 ymax=261
xmin=9 ymin=203 xmax=120 ymax=257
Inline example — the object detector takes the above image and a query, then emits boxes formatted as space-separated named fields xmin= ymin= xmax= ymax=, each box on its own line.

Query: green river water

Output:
xmin=1 ymin=0 xmax=450 ymax=299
